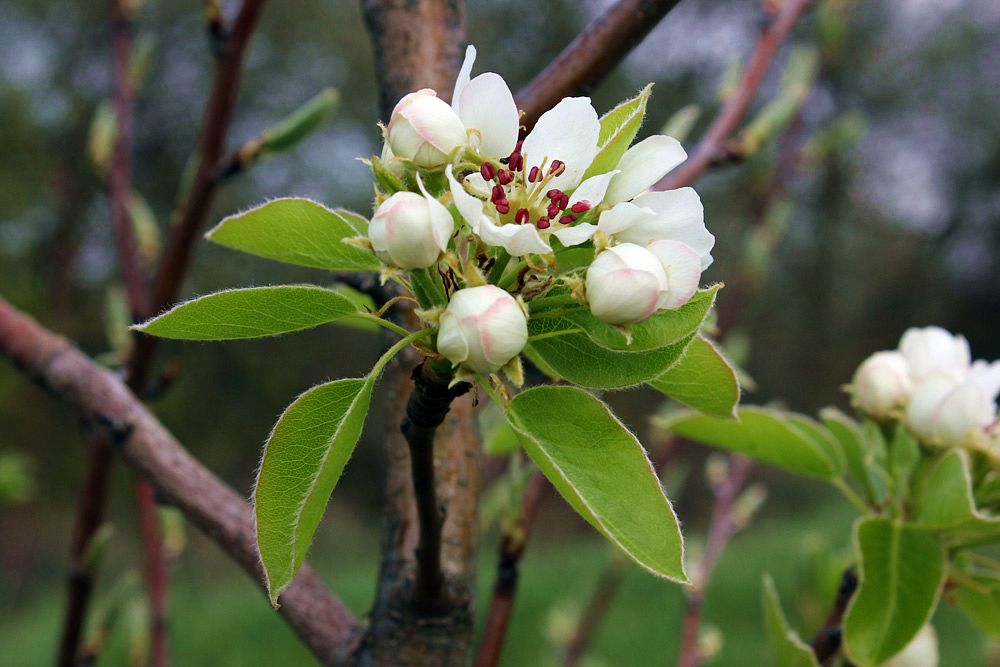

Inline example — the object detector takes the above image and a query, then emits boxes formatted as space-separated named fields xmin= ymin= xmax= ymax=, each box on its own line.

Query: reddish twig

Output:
xmin=0 ymin=296 xmax=360 ymax=664
xmin=515 ymin=0 xmax=684 ymax=131
xmin=655 ymin=0 xmax=813 ymax=191
xmin=474 ymin=471 xmax=548 ymax=667
xmin=676 ymin=456 xmax=753 ymax=667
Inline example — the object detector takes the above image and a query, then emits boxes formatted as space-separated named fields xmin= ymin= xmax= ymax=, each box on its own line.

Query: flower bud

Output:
xmin=907 ymin=371 xmax=997 ymax=449
xmin=849 ymin=351 xmax=911 ymax=419
xmin=437 ymin=285 xmax=528 ymax=374
xmin=386 ymin=89 xmax=467 ymax=169
xmin=586 ymin=243 xmax=667 ymax=324
xmin=899 ymin=326 xmax=970 ymax=382
xmin=882 ymin=625 xmax=938 ymax=667
xmin=368 ymin=182 xmax=453 ymax=269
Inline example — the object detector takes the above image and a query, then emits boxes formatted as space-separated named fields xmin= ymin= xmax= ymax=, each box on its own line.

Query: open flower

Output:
xmin=436 ymin=285 xmax=528 ymax=374
xmin=368 ymin=176 xmax=453 ymax=269
xmin=450 ymin=46 xmax=520 ymax=160
xmin=386 ymin=89 xmax=467 ymax=169
xmin=907 ymin=366 xmax=999 ymax=450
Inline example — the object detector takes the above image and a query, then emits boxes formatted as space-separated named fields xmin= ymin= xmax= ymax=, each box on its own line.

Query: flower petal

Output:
xmin=459 ymin=73 xmax=519 ymax=159
xmin=522 ymin=97 xmax=599 ymax=191
xmin=551 ymin=223 xmax=598 ymax=247
xmin=569 ymin=171 xmax=619 ymax=209
xmin=479 ymin=218 xmax=553 ymax=256
xmin=647 ymin=239 xmax=702 ymax=309
xmin=451 ymin=45 xmax=476 ymax=115
xmin=446 ymin=165 xmax=486 ymax=234
xmin=597 ymin=202 xmax=657 ymax=237
xmin=416 ymin=173 xmax=455 ymax=249
xmin=629 ymin=188 xmax=714 ymax=270
xmin=464 ymin=171 xmax=492 ymax=197
xmin=604 ymin=135 xmax=687 ymax=204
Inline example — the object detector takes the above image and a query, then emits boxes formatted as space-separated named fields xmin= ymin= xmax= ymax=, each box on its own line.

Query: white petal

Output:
xmin=522 ymin=97 xmax=599 ymax=191
xmin=971 ymin=360 xmax=1000 ymax=400
xmin=416 ymin=173 xmax=455 ymax=250
xmin=604 ymin=135 xmax=687 ymax=204
xmin=464 ymin=171 xmax=492 ymax=197
xmin=446 ymin=166 xmax=486 ymax=234
xmin=551 ymin=223 xmax=598 ymax=247
xmin=647 ymin=240 xmax=702 ymax=309
xmin=459 ymin=73 xmax=519 ymax=159
xmin=451 ymin=45 xmax=476 ymax=115
xmin=569 ymin=171 xmax=619 ymax=209
xmin=479 ymin=218 xmax=552 ymax=256
xmin=597 ymin=202 xmax=657 ymax=237
xmin=436 ymin=310 xmax=469 ymax=366
xmin=630 ymin=189 xmax=714 ymax=269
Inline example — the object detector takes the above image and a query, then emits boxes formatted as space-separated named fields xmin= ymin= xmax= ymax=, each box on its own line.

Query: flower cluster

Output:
xmin=369 ymin=46 xmax=715 ymax=375
xmin=849 ymin=326 xmax=1000 ymax=451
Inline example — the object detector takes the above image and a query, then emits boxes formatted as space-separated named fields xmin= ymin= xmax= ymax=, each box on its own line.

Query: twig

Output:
xmin=809 ymin=567 xmax=858 ymax=665
xmin=0 ymin=296 xmax=360 ymax=664
xmin=676 ymin=456 xmax=753 ymax=667
xmin=655 ymin=0 xmax=813 ymax=191
xmin=474 ymin=471 xmax=548 ymax=667
xmin=515 ymin=0 xmax=684 ymax=131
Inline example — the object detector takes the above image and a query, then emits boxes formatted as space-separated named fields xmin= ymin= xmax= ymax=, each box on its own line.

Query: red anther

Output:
xmin=515 ymin=208 xmax=530 ymax=224
xmin=495 ymin=201 xmax=510 ymax=215
xmin=497 ymin=169 xmax=514 ymax=185
xmin=508 ymin=152 xmax=523 ymax=171
xmin=528 ymin=166 xmax=541 ymax=182
xmin=546 ymin=188 xmax=562 ymax=200
xmin=480 ymin=162 xmax=496 ymax=181
xmin=558 ymin=193 xmax=570 ymax=209
xmin=536 ymin=217 xmax=551 ymax=229
xmin=559 ymin=214 xmax=576 ymax=225
xmin=549 ymin=159 xmax=565 ymax=176
xmin=491 ymin=184 xmax=505 ymax=203
xmin=547 ymin=202 xmax=560 ymax=219
xmin=571 ymin=200 xmax=591 ymax=214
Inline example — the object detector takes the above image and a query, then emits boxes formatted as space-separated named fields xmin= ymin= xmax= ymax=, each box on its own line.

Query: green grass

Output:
xmin=2 ymin=505 xmax=991 ymax=666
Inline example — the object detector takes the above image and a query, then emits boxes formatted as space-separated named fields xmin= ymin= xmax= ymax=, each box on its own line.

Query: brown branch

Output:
xmin=809 ymin=567 xmax=858 ymax=665
xmin=474 ymin=470 xmax=548 ymax=667
xmin=0 ymin=296 xmax=361 ymax=664
xmin=655 ymin=0 xmax=812 ymax=191
xmin=515 ymin=0 xmax=684 ymax=131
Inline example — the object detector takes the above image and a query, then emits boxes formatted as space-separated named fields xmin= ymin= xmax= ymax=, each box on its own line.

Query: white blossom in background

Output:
xmin=899 ymin=326 xmax=971 ymax=382
xmin=368 ymin=177 xmax=453 ymax=269
xmin=386 ymin=89 xmax=466 ymax=169
xmin=880 ymin=624 xmax=938 ymax=667
xmin=849 ymin=351 xmax=912 ymax=419
xmin=436 ymin=285 xmax=528 ymax=374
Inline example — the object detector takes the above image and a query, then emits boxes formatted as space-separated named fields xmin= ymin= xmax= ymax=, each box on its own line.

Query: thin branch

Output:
xmin=474 ymin=471 xmax=548 ymax=667
xmin=809 ymin=567 xmax=858 ymax=665
xmin=655 ymin=0 xmax=813 ymax=191
xmin=676 ymin=456 xmax=753 ymax=667
xmin=0 ymin=296 xmax=360 ymax=664
xmin=515 ymin=0 xmax=684 ymax=131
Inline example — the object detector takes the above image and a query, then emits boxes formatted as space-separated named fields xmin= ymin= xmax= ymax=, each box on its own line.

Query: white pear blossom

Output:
xmin=436 ymin=285 xmax=528 ymax=374
xmin=849 ymin=351 xmax=912 ymax=419
xmin=899 ymin=326 xmax=971 ymax=382
xmin=386 ymin=89 xmax=467 ymax=169
xmin=450 ymin=46 xmax=520 ymax=160
xmin=907 ymin=369 xmax=999 ymax=450
xmin=368 ymin=176 xmax=453 ymax=269
xmin=881 ymin=625 xmax=938 ymax=667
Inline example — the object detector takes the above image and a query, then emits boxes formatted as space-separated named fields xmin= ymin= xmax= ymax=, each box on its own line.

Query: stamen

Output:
xmin=571 ymin=200 xmax=591 ymax=214
xmin=549 ymin=160 xmax=565 ymax=176
xmin=546 ymin=189 xmax=562 ymax=200
xmin=508 ymin=152 xmax=523 ymax=171
xmin=528 ymin=166 xmax=541 ymax=182
xmin=536 ymin=217 xmax=550 ymax=230
xmin=491 ymin=184 xmax=505 ymax=204
xmin=547 ymin=202 xmax=560 ymax=219
xmin=497 ymin=169 xmax=514 ymax=185
xmin=559 ymin=214 xmax=576 ymax=225
xmin=495 ymin=200 xmax=510 ymax=215
xmin=515 ymin=208 xmax=530 ymax=224
xmin=556 ymin=193 xmax=569 ymax=210
xmin=480 ymin=163 xmax=496 ymax=181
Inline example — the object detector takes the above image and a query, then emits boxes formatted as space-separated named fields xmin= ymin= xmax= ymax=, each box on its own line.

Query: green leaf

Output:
xmin=821 ymin=408 xmax=879 ymax=503
xmin=260 ymin=88 xmax=339 ymax=154
xmin=887 ymin=424 xmax=920 ymax=497
xmin=648 ymin=335 xmax=740 ymax=418
xmin=506 ymin=386 xmax=686 ymax=581
xmin=842 ymin=517 xmax=945 ymax=667
xmin=657 ymin=408 xmax=838 ymax=480
xmin=762 ymin=575 xmax=821 ymax=667
xmin=206 ymin=198 xmax=380 ymax=271
xmin=255 ymin=376 xmax=375 ymax=604
xmin=786 ymin=414 xmax=845 ymax=476
xmin=582 ymin=84 xmax=652 ymax=180
xmin=916 ymin=449 xmax=1000 ymax=548
xmin=954 ymin=579 xmax=1000 ymax=637
xmin=133 ymin=285 xmax=360 ymax=340
xmin=409 ymin=267 xmax=447 ymax=309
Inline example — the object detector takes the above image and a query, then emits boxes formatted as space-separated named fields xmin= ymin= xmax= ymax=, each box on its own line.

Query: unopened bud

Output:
xmin=368 ymin=179 xmax=453 ymax=269
xmin=437 ymin=285 xmax=528 ymax=374
xmin=586 ymin=244 xmax=667 ymax=324
xmin=849 ymin=351 xmax=911 ymax=419
xmin=386 ymin=89 xmax=466 ymax=169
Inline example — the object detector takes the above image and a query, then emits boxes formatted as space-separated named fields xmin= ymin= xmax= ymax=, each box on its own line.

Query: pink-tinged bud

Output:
xmin=386 ymin=89 xmax=467 ymax=169
xmin=436 ymin=285 xmax=528 ymax=374
xmin=480 ymin=162 xmax=496 ymax=181
xmin=849 ymin=351 xmax=912 ymax=419
xmin=585 ymin=244 xmax=667 ymax=324
xmin=369 ymin=187 xmax=454 ymax=269
xmin=536 ymin=217 xmax=551 ymax=229
xmin=497 ymin=169 xmax=514 ymax=185
xmin=571 ymin=200 xmax=591 ymax=214
xmin=515 ymin=208 xmax=530 ymax=224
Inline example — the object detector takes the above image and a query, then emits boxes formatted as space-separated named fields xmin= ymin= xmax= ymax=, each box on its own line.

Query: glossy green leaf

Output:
xmin=255 ymin=376 xmax=374 ymax=605
xmin=842 ymin=518 xmax=945 ymax=666
xmin=648 ymin=335 xmax=740 ymax=418
xmin=916 ymin=449 xmax=1000 ymax=548
xmin=582 ymin=84 xmax=652 ymax=180
xmin=762 ymin=575 xmax=820 ymax=667
xmin=206 ymin=198 xmax=379 ymax=271
xmin=507 ymin=386 xmax=686 ymax=581
xmin=133 ymin=285 xmax=360 ymax=340
xmin=657 ymin=408 xmax=838 ymax=480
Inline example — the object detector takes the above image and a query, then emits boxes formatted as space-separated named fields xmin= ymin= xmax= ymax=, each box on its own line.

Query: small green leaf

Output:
xmin=821 ymin=408 xmax=879 ymax=503
xmin=887 ymin=424 xmax=920 ymax=495
xmin=916 ymin=449 xmax=1000 ymax=548
xmin=954 ymin=579 xmax=1000 ymax=637
xmin=507 ymin=386 xmax=686 ymax=581
xmin=409 ymin=267 xmax=447 ymax=309
xmin=657 ymin=408 xmax=838 ymax=480
xmin=260 ymin=88 xmax=339 ymax=154
xmin=842 ymin=518 xmax=945 ymax=666
xmin=206 ymin=198 xmax=380 ymax=271
xmin=133 ymin=285 xmax=360 ymax=340
xmin=762 ymin=575 xmax=821 ymax=667
xmin=582 ymin=84 xmax=652 ymax=180
xmin=648 ymin=335 xmax=740 ymax=418
xmin=786 ymin=415 xmax=846 ymax=476
xmin=255 ymin=376 xmax=374 ymax=605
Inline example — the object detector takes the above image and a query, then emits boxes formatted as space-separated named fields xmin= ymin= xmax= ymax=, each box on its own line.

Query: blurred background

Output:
xmin=1 ymin=0 xmax=998 ymax=664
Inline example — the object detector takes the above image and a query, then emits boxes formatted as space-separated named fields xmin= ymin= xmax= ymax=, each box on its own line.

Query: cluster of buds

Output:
xmin=368 ymin=45 xmax=717 ymax=376
xmin=848 ymin=326 xmax=1000 ymax=451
